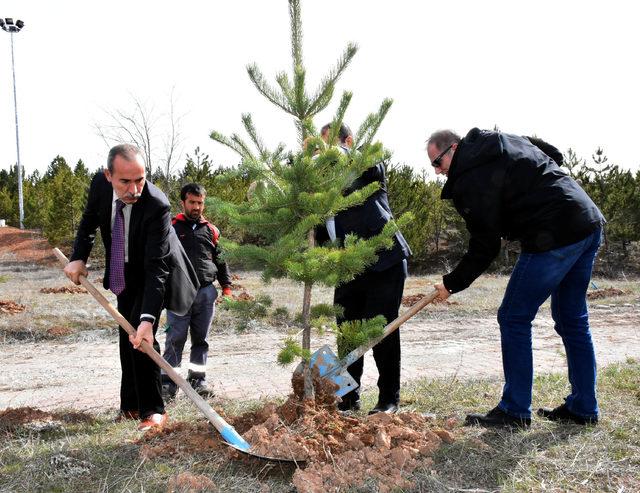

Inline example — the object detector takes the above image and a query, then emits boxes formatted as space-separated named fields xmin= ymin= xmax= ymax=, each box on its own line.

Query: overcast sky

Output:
xmin=1 ymin=0 xmax=639 ymax=179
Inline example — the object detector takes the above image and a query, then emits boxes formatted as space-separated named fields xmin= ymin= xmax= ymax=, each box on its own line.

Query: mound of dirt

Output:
xmin=0 ymin=226 xmax=57 ymax=264
xmin=587 ymin=287 xmax=628 ymax=300
xmin=0 ymin=300 xmax=26 ymax=315
xmin=402 ymin=293 xmax=458 ymax=307
xmin=0 ymin=406 xmax=95 ymax=432
xmin=233 ymin=292 xmax=254 ymax=302
xmin=138 ymin=369 xmax=453 ymax=492
xmin=46 ymin=325 xmax=74 ymax=337
xmin=40 ymin=285 xmax=88 ymax=294
xmin=139 ymin=421 xmax=226 ymax=460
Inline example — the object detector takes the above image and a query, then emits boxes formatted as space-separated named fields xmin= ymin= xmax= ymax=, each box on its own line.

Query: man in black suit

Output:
xmin=316 ymin=123 xmax=412 ymax=415
xmin=64 ymin=144 xmax=198 ymax=431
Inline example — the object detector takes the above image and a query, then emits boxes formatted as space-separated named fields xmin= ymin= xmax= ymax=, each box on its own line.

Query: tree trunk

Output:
xmin=301 ymin=228 xmax=315 ymax=400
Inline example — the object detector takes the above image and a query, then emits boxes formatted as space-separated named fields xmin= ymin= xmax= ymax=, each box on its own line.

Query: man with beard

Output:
xmin=161 ymin=183 xmax=232 ymax=401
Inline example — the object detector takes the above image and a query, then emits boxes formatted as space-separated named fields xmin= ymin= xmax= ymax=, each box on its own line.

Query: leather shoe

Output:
xmin=537 ymin=404 xmax=598 ymax=425
xmin=114 ymin=410 xmax=139 ymax=423
xmin=138 ymin=412 xmax=168 ymax=431
xmin=368 ymin=402 xmax=399 ymax=415
xmin=465 ymin=406 xmax=531 ymax=429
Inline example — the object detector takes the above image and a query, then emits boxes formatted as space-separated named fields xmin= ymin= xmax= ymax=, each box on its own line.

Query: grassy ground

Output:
xmin=1 ymin=359 xmax=638 ymax=493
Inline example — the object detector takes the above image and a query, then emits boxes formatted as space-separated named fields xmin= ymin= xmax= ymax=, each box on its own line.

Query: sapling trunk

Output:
xmin=301 ymin=228 xmax=315 ymax=400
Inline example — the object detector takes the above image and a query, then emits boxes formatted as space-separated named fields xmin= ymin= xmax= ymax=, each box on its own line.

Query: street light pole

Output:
xmin=1 ymin=18 xmax=25 ymax=229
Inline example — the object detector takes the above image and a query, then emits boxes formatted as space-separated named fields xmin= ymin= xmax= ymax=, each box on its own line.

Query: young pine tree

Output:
xmin=209 ymin=0 xmax=410 ymax=399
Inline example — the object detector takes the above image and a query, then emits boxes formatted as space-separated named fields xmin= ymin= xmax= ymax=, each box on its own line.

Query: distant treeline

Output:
xmin=1 ymin=146 xmax=639 ymax=276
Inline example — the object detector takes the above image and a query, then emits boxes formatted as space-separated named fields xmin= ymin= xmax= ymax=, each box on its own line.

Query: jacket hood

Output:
xmin=442 ymin=128 xmax=503 ymax=199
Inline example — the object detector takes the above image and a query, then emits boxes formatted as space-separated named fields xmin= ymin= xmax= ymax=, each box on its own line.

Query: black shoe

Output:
xmin=188 ymin=378 xmax=215 ymax=398
xmin=537 ymin=404 xmax=598 ymax=425
xmin=161 ymin=383 xmax=177 ymax=402
xmin=465 ymin=406 xmax=531 ymax=429
xmin=368 ymin=402 xmax=399 ymax=415
xmin=337 ymin=398 xmax=361 ymax=412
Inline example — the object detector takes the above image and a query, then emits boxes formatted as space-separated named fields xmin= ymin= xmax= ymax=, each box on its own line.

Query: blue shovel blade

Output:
xmin=309 ymin=344 xmax=359 ymax=398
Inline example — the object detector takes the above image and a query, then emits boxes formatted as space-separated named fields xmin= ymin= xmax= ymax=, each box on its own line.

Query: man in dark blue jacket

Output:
xmin=427 ymin=128 xmax=605 ymax=428
xmin=316 ymin=123 xmax=412 ymax=415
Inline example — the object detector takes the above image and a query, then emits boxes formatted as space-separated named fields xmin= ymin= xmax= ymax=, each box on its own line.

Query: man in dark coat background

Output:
xmin=316 ymin=123 xmax=412 ymax=415
xmin=427 ymin=128 xmax=605 ymax=428
xmin=64 ymin=144 xmax=198 ymax=431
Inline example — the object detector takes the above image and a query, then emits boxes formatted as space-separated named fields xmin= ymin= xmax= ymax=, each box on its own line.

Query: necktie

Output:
xmin=109 ymin=199 xmax=126 ymax=295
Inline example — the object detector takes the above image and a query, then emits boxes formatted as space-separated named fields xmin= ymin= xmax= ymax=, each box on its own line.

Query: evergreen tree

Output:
xmin=209 ymin=0 xmax=409 ymax=398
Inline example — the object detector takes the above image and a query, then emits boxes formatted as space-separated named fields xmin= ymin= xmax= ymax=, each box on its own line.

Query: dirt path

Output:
xmin=2 ymin=304 xmax=639 ymax=413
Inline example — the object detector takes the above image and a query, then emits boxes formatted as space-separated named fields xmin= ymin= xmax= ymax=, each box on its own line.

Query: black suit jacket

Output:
xmin=71 ymin=172 xmax=198 ymax=318
xmin=317 ymin=162 xmax=411 ymax=272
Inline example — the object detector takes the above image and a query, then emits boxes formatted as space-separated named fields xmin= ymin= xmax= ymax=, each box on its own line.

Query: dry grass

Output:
xmin=406 ymin=358 xmax=640 ymax=492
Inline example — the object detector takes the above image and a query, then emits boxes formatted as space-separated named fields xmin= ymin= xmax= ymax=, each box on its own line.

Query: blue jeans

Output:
xmin=497 ymin=228 xmax=602 ymax=419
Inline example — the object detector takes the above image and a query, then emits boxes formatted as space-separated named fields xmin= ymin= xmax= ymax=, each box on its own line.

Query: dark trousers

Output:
xmin=163 ymin=284 xmax=218 ymax=382
xmin=117 ymin=265 xmax=164 ymax=418
xmin=334 ymin=260 xmax=406 ymax=405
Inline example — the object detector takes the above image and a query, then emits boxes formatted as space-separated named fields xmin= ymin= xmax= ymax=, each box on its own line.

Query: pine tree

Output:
xmin=209 ymin=0 xmax=409 ymax=398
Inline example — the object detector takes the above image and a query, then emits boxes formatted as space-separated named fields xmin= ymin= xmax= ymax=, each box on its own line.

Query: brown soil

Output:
xmin=0 ymin=300 xmax=26 ymax=314
xmin=0 ymin=406 xmax=95 ymax=432
xmin=231 ymin=274 xmax=243 ymax=281
xmin=138 ymin=370 xmax=451 ymax=492
xmin=233 ymin=291 xmax=254 ymax=302
xmin=46 ymin=325 xmax=74 ymax=337
xmin=139 ymin=421 xmax=226 ymax=459
xmin=40 ymin=285 xmax=88 ymax=294
xmin=229 ymin=283 xmax=245 ymax=291
xmin=587 ymin=287 xmax=629 ymax=299
xmin=0 ymin=226 xmax=58 ymax=264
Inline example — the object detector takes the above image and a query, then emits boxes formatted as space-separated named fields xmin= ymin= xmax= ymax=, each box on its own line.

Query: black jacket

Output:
xmin=317 ymin=161 xmax=411 ymax=272
xmin=441 ymin=128 xmax=604 ymax=293
xmin=71 ymin=172 xmax=199 ymax=318
xmin=171 ymin=213 xmax=231 ymax=288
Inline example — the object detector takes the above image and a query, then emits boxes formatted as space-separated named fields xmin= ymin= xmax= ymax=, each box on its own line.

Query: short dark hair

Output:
xmin=320 ymin=123 xmax=352 ymax=144
xmin=107 ymin=144 xmax=143 ymax=173
xmin=180 ymin=183 xmax=207 ymax=201
xmin=426 ymin=130 xmax=461 ymax=151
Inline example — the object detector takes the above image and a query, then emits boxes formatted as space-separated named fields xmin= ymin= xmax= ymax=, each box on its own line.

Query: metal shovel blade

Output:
xmin=309 ymin=344 xmax=358 ymax=397
xmin=308 ymin=291 xmax=439 ymax=399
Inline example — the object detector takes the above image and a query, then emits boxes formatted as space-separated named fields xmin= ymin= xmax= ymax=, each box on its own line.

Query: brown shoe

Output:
xmin=114 ymin=410 xmax=139 ymax=423
xmin=138 ymin=412 xmax=168 ymax=431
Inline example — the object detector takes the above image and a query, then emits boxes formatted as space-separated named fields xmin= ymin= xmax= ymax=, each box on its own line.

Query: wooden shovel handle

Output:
xmin=340 ymin=289 xmax=440 ymax=370
xmin=52 ymin=248 xmax=231 ymax=434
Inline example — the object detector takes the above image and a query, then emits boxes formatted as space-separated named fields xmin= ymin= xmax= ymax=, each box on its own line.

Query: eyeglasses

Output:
xmin=431 ymin=144 xmax=453 ymax=168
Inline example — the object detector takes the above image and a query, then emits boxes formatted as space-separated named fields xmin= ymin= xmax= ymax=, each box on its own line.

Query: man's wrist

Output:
xmin=140 ymin=314 xmax=156 ymax=324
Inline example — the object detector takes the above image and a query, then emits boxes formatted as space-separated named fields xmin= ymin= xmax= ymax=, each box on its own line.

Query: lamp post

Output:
xmin=1 ymin=17 xmax=25 ymax=229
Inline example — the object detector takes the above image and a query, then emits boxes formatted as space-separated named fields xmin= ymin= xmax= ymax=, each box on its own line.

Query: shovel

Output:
xmin=53 ymin=248 xmax=300 ymax=463
xmin=303 ymin=290 xmax=440 ymax=397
